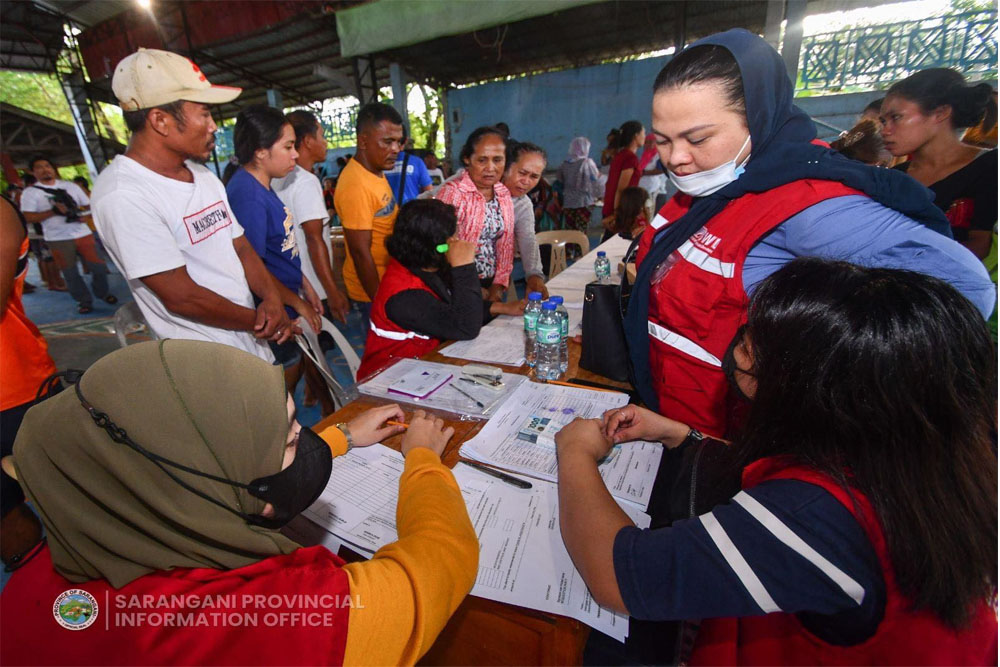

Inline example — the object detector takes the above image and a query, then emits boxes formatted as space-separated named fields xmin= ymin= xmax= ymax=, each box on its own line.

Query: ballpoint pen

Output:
xmin=461 ymin=461 xmax=533 ymax=489
xmin=447 ymin=381 xmax=486 ymax=409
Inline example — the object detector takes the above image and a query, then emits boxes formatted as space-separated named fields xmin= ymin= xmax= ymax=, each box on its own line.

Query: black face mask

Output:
xmin=721 ymin=324 xmax=755 ymax=404
xmin=73 ymin=378 xmax=332 ymax=530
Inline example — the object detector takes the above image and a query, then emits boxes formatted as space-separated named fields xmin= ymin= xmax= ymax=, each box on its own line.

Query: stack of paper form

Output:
xmin=302 ymin=444 xmax=648 ymax=641
xmin=459 ymin=380 xmax=663 ymax=509
xmin=440 ymin=324 xmax=527 ymax=366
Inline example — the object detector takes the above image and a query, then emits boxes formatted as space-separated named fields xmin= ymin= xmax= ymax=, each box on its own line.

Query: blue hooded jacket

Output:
xmin=624 ymin=29 xmax=951 ymax=413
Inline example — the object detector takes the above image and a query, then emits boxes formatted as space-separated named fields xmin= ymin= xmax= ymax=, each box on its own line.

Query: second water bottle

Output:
xmin=534 ymin=301 xmax=562 ymax=381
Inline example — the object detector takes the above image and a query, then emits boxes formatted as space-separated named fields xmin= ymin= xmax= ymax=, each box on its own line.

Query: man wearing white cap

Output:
xmin=91 ymin=48 xmax=290 ymax=360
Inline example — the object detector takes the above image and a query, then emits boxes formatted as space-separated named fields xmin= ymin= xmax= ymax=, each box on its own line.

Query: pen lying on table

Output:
xmin=446 ymin=381 xmax=486 ymax=408
xmin=460 ymin=460 xmax=533 ymax=489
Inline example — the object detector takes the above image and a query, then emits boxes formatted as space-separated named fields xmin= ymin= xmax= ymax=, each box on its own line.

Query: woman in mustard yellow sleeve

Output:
xmin=1 ymin=339 xmax=478 ymax=666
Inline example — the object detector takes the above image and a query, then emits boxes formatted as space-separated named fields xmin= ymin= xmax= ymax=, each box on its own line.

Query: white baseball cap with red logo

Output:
xmin=112 ymin=47 xmax=241 ymax=111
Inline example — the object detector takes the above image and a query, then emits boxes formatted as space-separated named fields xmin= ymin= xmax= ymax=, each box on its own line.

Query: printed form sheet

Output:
xmin=302 ymin=445 xmax=402 ymax=555
xmin=459 ymin=381 xmax=662 ymax=508
xmin=440 ymin=324 xmax=526 ymax=366
xmin=454 ymin=463 xmax=648 ymax=642
xmin=303 ymin=444 xmax=648 ymax=640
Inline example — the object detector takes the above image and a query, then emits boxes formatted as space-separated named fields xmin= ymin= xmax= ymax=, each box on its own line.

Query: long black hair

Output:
xmin=887 ymin=68 xmax=993 ymax=129
xmin=615 ymin=120 xmax=644 ymax=150
xmin=613 ymin=186 xmax=649 ymax=236
xmin=386 ymin=199 xmax=456 ymax=276
xmin=505 ymin=141 xmax=546 ymax=169
xmin=653 ymin=44 xmax=746 ymax=118
xmin=732 ymin=257 xmax=997 ymax=628
xmin=459 ymin=126 xmax=507 ymax=165
xmin=233 ymin=105 xmax=289 ymax=165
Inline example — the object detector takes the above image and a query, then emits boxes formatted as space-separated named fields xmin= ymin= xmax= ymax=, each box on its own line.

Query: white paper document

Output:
xmin=302 ymin=444 xmax=403 ymax=555
xmin=453 ymin=463 xmax=649 ymax=642
xmin=303 ymin=444 xmax=649 ymax=641
xmin=358 ymin=358 xmax=526 ymax=418
xmin=459 ymin=381 xmax=662 ymax=508
xmin=441 ymin=325 xmax=526 ymax=366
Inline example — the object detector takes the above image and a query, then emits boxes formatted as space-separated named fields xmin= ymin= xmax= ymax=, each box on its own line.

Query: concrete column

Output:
xmin=781 ymin=0 xmax=808 ymax=84
xmin=266 ymin=89 xmax=284 ymax=109
xmin=441 ymin=86 xmax=453 ymax=166
xmin=389 ymin=63 xmax=409 ymax=134
xmin=673 ymin=1 xmax=687 ymax=52
xmin=764 ymin=0 xmax=784 ymax=50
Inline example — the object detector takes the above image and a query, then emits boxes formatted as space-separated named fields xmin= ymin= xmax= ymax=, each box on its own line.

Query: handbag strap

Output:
xmin=619 ymin=235 xmax=643 ymax=394
xmin=396 ymin=152 xmax=410 ymax=204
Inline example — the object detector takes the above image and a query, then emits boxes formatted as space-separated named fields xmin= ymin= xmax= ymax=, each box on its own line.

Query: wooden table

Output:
xmin=306 ymin=237 xmax=636 ymax=665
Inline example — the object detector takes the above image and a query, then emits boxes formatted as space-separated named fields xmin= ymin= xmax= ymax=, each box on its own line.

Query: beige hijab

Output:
xmin=13 ymin=339 xmax=299 ymax=588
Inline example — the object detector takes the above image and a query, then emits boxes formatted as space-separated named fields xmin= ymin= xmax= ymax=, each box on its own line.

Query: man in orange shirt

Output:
xmin=334 ymin=103 xmax=404 ymax=332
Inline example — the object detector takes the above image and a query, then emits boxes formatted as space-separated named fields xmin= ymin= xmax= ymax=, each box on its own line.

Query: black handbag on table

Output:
xmin=578 ymin=236 xmax=641 ymax=384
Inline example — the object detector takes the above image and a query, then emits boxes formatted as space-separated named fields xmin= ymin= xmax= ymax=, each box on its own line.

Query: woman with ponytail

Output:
xmin=882 ymin=69 xmax=997 ymax=258
xmin=601 ymin=120 xmax=646 ymax=223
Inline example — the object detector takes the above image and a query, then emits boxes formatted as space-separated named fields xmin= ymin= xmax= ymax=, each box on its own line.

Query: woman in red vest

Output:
xmin=1 ymin=339 xmax=479 ymax=665
xmin=624 ymin=29 xmax=995 ymax=439
xmin=359 ymin=199 xmax=523 ymax=380
xmin=558 ymin=258 xmax=997 ymax=665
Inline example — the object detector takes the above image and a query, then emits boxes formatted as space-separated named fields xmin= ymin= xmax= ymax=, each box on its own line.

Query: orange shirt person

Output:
xmin=0 ymin=194 xmax=56 ymax=569
xmin=334 ymin=103 xmax=404 ymax=330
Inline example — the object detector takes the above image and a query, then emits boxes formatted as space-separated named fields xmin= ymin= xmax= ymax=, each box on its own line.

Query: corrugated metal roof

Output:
xmin=36 ymin=0 xmax=133 ymax=27
xmin=374 ymin=1 xmax=770 ymax=87
xmin=0 ymin=0 xmax=67 ymax=72
xmin=71 ymin=2 xmax=382 ymax=120
xmin=4 ymin=0 xmax=906 ymax=121
xmin=0 ymin=101 xmax=125 ymax=167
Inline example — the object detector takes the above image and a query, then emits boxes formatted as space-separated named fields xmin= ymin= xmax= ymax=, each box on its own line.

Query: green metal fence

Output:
xmin=798 ymin=11 xmax=998 ymax=92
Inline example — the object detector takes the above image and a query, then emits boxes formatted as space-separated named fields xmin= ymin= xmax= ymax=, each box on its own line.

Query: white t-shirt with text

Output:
xmin=20 ymin=180 xmax=93 ymax=241
xmin=91 ymin=156 xmax=273 ymax=361
xmin=273 ymin=165 xmax=333 ymax=300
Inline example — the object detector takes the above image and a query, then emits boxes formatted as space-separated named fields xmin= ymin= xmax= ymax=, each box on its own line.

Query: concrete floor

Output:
xmin=21 ymin=259 xmax=367 ymax=429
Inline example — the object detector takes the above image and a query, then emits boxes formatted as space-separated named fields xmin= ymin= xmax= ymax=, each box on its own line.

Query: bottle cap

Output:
xmin=597 ymin=251 xmax=606 ymax=257
xmin=527 ymin=291 xmax=542 ymax=300
xmin=541 ymin=301 xmax=556 ymax=310
xmin=549 ymin=295 xmax=564 ymax=305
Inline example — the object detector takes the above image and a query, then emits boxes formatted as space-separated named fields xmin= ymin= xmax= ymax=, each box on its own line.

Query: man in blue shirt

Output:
xmin=385 ymin=130 xmax=433 ymax=205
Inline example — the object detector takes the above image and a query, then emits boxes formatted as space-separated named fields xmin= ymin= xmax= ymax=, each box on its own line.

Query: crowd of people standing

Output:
xmin=1 ymin=26 xmax=997 ymax=665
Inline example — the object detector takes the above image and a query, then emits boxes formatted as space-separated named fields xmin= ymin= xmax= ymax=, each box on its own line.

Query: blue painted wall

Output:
xmin=445 ymin=59 xmax=996 ymax=168
xmin=446 ymin=56 xmax=670 ymax=170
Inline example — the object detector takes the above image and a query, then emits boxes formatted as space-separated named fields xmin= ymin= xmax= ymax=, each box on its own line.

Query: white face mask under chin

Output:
xmin=667 ymin=134 xmax=752 ymax=197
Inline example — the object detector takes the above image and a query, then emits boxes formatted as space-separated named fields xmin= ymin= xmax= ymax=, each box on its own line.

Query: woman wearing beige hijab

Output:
xmin=1 ymin=339 xmax=478 ymax=665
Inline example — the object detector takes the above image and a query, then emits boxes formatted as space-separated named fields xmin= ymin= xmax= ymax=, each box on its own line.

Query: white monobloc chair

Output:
xmin=295 ymin=316 xmax=361 ymax=410
xmin=535 ymin=230 xmax=591 ymax=279
xmin=112 ymin=301 xmax=152 ymax=348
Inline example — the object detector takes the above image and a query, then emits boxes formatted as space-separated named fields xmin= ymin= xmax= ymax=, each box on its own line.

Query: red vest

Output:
xmin=358 ymin=260 xmax=441 ymax=379
xmin=636 ymin=179 xmax=863 ymax=437
xmin=1 ymin=545 xmax=351 ymax=665
xmin=690 ymin=458 xmax=998 ymax=666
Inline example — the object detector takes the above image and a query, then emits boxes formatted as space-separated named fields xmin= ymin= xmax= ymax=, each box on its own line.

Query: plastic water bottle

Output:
xmin=523 ymin=291 xmax=543 ymax=367
xmin=594 ymin=251 xmax=611 ymax=284
xmin=534 ymin=302 xmax=562 ymax=381
xmin=548 ymin=295 xmax=570 ymax=373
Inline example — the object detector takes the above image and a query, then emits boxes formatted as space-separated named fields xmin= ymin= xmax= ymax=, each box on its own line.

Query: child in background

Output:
xmin=612 ymin=186 xmax=650 ymax=240
xmin=358 ymin=199 xmax=524 ymax=379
